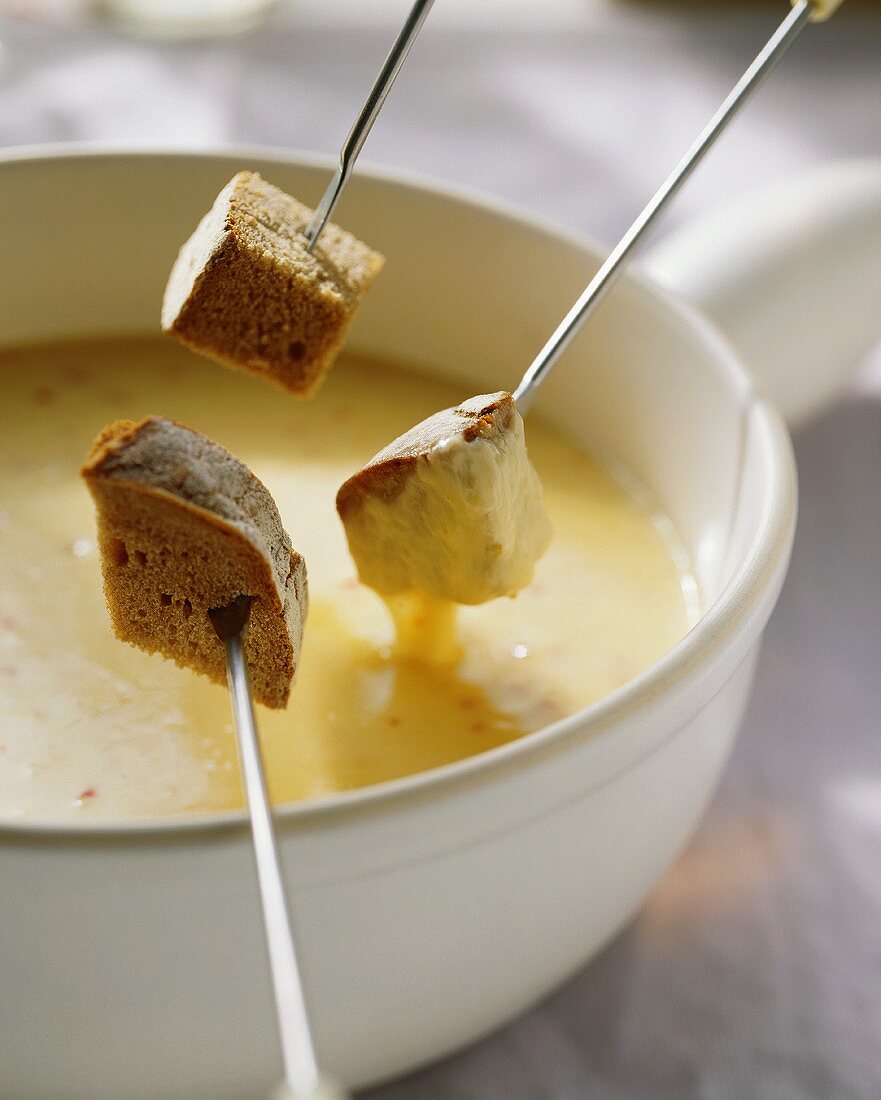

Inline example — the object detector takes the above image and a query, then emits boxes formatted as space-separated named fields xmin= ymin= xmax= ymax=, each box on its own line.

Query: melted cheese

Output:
xmin=386 ymin=592 xmax=463 ymax=666
xmin=0 ymin=336 xmax=699 ymax=822
xmin=341 ymin=400 xmax=552 ymax=605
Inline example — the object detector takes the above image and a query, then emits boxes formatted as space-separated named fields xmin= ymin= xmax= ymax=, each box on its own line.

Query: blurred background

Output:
xmin=0 ymin=0 xmax=879 ymax=239
xmin=1 ymin=1 xmax=879 ymax=1097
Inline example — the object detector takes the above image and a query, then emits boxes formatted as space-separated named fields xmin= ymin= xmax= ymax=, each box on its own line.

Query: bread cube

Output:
xmin=81 ymin=417 xmax=307 ymax=709
xmin=162 ymin=171 xmax=384 ymax=396
xmin=336 ymin=392 xmax=552 ymax=605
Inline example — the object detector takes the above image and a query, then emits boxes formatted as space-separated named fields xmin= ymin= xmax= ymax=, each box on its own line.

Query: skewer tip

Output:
xmin=799 ymin=0 xmax=845 ymax=21
xmin=208 ymin=594 xmax=252 ymax=641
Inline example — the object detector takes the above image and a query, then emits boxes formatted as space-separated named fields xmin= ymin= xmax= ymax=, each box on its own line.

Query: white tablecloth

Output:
xmin=1 ymin=4 xmax=879 ymax=1096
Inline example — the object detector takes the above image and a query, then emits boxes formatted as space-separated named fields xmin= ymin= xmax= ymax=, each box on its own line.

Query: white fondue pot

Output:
xmin=1 ymin=149 xmax=880 ymax=1099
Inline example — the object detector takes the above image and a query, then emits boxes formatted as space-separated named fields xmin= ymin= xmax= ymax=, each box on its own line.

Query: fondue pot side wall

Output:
xmin=5 ymin=148 xmax=864 ymax=1097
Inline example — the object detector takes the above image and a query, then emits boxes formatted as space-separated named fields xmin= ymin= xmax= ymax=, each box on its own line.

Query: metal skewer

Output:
xmin=513 ymin=0 xmax=841 ymax=412
xmin=304 ymin=0 xmax=435 ymax=251
xmin=208 ymin=597 xmax=344 ymax=1100
xmin=200 ymin=4 xmax=840 ymax=1090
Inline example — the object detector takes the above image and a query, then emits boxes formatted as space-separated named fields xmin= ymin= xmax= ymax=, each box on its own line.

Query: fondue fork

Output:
xmin=209 ymin=597 xmax=345 ymax=1100
xmin=203 ymin=12 xmax=436 ymax=1083
xmin=513 ymin=0 xmax=844 ymax=412
xmin=304 ymin=0 xmax=435 ymax=250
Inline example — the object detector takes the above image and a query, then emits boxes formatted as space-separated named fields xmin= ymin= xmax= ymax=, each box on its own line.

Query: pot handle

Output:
xmin=645 ymin=160 xmax=881 ymax=426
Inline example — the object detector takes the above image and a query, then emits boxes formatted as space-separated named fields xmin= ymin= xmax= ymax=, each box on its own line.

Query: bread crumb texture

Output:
xmin=162 ymin=170 xmax=385 ymax=396
xmin=81 ymin=417 xmax=307 ymax=708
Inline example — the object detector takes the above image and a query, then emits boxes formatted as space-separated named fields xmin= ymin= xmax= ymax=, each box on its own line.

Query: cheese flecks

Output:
xmin=337 ymin=392 xmax=552 ymax=606
xmin=0 ymin=338 xmax=696 ymax=820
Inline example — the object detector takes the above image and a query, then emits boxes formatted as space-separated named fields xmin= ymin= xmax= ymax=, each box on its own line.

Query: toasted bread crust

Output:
xmin=82 ymin=417 xmax=307 ymax=708
xmin=336 ymin=392 xmax=513 ymax=516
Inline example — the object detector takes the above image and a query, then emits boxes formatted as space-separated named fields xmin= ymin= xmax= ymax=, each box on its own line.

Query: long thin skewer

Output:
xmin=204 ymin=4 xmax=836 ymax=1091
xmin=304 ymin=0 xmax=435 ymax=251
xmin=209 ymin=598 xmax=343 ymax=1100
xmin=513 ymin=0 xmax=817 ymax=412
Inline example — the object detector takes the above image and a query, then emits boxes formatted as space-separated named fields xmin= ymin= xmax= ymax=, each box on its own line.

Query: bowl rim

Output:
xmin=0 ymin=143 xmax=797 ymax=840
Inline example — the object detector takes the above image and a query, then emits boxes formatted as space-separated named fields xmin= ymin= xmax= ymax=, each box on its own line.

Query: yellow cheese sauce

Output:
xmin=0 ymin=337 xmax=699 ymax=822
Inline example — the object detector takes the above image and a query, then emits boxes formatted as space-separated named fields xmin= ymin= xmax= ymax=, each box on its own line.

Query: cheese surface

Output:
xmin=339 ymin=393 xmax=552 ymax=605
xmin=0 ymin=337 xmax=699 ymax=822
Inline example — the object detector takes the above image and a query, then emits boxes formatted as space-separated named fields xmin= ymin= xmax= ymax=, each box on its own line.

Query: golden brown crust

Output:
xmin=82 ymin=418 xmax=148 ymax=471
xmin=81 ymin=417 xmax=306 ymax=709
xmin=336 ymin=391 xmax=513 ymax=517
xmin=162 ymin=171 xmax=385 ymax=397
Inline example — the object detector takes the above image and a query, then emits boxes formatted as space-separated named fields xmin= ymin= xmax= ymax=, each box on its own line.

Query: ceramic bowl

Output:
xmin=2 ymin=147 xmax=857 ymax=1099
